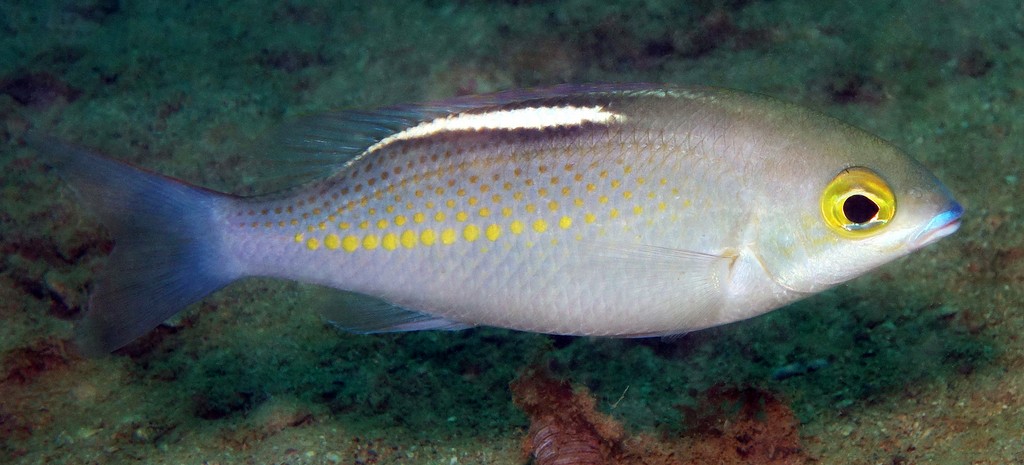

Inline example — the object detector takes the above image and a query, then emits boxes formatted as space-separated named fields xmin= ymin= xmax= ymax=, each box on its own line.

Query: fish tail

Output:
xmin=28 ymin=133 xmax=241 ymax=355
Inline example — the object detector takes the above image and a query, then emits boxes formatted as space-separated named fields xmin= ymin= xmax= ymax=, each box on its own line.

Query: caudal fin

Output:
xmin=29 ymin=134 xmax=241 ymax=354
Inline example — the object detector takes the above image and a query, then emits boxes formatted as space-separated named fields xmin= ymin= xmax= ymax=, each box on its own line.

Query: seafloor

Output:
xmin=1 ymin=1 xmax=1022 ymax=464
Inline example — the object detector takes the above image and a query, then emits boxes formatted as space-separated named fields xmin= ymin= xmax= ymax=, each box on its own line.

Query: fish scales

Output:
xmin=228 ymin=93 xmax=746 ymax=336
xmin=31 ymin=84 xmax=962 ymax=353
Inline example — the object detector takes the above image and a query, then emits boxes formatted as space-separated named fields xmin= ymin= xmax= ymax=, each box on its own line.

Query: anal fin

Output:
xmin=317 ymin=289 xmax=473 ymax=334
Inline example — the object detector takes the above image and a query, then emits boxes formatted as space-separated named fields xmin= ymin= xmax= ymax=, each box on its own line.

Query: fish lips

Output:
xmin=910 ymin=202 xmax=964 ymax=248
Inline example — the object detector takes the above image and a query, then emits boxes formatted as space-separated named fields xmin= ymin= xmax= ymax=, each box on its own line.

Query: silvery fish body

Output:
xmin=32 ymin=84 xmax=962 ymax=353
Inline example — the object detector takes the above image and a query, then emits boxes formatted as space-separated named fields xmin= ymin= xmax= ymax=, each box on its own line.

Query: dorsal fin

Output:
xmin=247 ymin=83 xmax=662 ymax=193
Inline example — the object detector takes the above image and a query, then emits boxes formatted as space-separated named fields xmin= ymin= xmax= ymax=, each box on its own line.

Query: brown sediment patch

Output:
xmin=2 ymin=338 xmax=77 ymax=385
xmin=512 ymin=366 xmax=812 ymax=465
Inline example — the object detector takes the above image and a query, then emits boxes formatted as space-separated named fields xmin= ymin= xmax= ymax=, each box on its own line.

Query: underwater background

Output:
xmin=1 ymin=0 xmax=1022 ymax=463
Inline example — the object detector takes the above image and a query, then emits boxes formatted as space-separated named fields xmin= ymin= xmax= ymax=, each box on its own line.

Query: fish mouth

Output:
xmin=910 ymin=202 xmax=963 ymax=248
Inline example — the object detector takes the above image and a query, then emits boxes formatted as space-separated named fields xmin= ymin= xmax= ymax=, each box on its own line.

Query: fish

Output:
xmin=29 ymin=84 xmax=963 ymax=354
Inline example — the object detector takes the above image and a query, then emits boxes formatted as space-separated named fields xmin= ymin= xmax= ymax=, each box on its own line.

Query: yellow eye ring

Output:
xmin=820 ymin=167 xmax=895 ymax=238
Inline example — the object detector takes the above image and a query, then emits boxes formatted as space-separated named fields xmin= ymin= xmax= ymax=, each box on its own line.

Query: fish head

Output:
xmin=750 ymin=124 xmax=962 ymax=295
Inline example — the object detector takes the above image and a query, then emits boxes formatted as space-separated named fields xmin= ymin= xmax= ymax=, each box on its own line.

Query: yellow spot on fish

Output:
xmin=446 ymin=199 xmax=456 ymax=209
xmin=533 ymin=219 xmax=548 ymax=233
xmin=599 ymin=195 xmax=609 ymax=204
xmin=660 ymin=178 xmax=668 ymax=185
xmin=386 ymin=205 xmax=395 ymax=213
xmin=294 ymin=232 xmax=304 ymax=243
xmin=343 ymin=235 xmax=360 ymax=252
xmin=324 ymin=234 xmax=341 ymax=250
xmin=548 ymin=201 xmax=559 ymax=211
xmin=359 ymin=221 xmax=369 ymax=229
xmin=538 ymin=188 xmax=548 ymax=197
xmin=633 ymin=206 xmax=643 ymax=215
xmin=395 ymin=215 xmax=407 ymax=226
xmin=657 ymin=202 xmax=666 ymax=211
xmin=526 ymin=203 xmax=537 ymax=213
xmin=559 ymin=216 xmax=572 ymax=229
xmin=377 ymin=219 xmax=389 ymax=229
xmin=382 ymin=233 xmax=398 ymax=250
xmin=363 ymin=235 xmax=379 ymax=250
xmin=610 ymin=208 xmax=620 ymax=219
xmin=574 ymin=198 xmax=584 ymax=207
xmin=401 ymin=230 xmax=417 ymax=248
xmin=457 ymin=188 xmax=466 ymax=197
xmin=501 ymin=207 xmax=512 ymax=217
xmin=413 ymin=212 xmax=425 ymax=223
xmin=435 ymin=212 xmax=446 ymax=222
xmin=339 ymin=222 xmax=350 ymax=230
xmin=586 ymin=183 xmax=596 ymax=192
xmin=561 ymin=186 xmax=571 ymax=196
xmin=510 ymin=220 xmax=525 ymax=234
xmin=456 ymin=211 xmax=469 ymax=222
xmin=623 ymin=191 xmax=633 ymax=199
xmin=306 ymin=237 xmax=320 ymax=250
xmin=468 ymin=196 xmax=478 ymax=206
xmin=463 ymin=224 xmax=480 ymax=242
xmin=584 ymin=213 xmax=596 ymax=224
xmin=611 ymin=179 xmax=621 ymax=188
xmin=367 ymin=208 xmax=376 ymax=216
xmin=441 ymin=228 xmax=456 ymax=245
xmin=421 ymin=229 xmax=437 ymax=246
xmin=513 ymin=192 xmax=524 ymax=201
xmin=479 ymin=207 xmax=491 ymax=217
xmin=486 ymin=224 xmax=501 ymax=241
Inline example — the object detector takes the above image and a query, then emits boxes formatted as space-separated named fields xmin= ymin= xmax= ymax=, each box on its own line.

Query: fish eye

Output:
xmin=820 ymin=167 xmax=895 ymax=237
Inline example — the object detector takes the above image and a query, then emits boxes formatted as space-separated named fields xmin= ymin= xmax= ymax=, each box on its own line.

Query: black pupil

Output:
xmin=843 ymin=194 xmax=879 ymax=224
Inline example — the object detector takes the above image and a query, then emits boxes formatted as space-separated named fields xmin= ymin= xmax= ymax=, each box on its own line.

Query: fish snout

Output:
xmin=910 ymin=201 xmax=963 ymax=248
